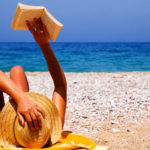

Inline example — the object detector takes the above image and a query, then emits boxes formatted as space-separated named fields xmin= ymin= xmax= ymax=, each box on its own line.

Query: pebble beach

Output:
xmin=4 ymin=72 xmax=150 ymax=150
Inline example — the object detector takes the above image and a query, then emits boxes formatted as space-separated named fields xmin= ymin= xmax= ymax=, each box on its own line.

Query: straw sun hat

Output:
xmin=0 ymin=92 xmax=62 ymax=148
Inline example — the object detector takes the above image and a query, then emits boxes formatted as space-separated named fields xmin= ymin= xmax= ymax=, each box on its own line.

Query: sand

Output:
xmin=4 ymin=72 xmax=150 ymax=150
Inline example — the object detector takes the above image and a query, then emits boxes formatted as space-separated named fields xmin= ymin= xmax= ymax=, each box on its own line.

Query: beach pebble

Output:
xmin=112 ymin=74 xmax=123 ymax=78
xmin=112 ymin=128 xmax=120 ymax=133
xmin=3 ymin=72 xmax=150 ymax=147
xmin=110 ymin=120 xmax=119 ymax=125
xmin=126 ymin=129 xmax=130 ymax=132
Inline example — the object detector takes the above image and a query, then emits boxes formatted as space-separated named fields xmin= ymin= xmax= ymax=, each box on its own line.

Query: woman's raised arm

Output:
xmin=26 ymin=18 xmax=67 ymax=128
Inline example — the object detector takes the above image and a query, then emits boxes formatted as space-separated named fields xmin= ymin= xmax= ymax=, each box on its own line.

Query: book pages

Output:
xmin=11 ymin=3 xmax=63 ymax=42
xmin=11 ymin=3 xmax=44 ymax=30
xmin=41 ymin=9 xmax=63 ymax=42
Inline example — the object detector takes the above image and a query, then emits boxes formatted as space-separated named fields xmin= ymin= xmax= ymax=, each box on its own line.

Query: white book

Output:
xmin=11 ymin=3 xmax=63 ymax=42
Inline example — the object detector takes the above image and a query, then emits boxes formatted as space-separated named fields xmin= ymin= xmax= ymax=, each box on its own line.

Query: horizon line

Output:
xmin=1 ymin=41 xmax=150 ymax=43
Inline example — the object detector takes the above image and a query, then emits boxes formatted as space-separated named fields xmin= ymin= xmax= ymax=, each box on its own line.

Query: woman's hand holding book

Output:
xmin=26 ymin=18 xmax=50 ymax=46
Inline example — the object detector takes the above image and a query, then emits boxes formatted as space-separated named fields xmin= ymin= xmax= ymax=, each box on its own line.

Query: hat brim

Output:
xmin=0 ymin=92 xmax=62 ymax=148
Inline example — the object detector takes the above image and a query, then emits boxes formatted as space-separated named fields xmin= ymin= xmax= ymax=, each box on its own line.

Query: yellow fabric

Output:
xmin=0 ymin=132 xmax=109 ymax=150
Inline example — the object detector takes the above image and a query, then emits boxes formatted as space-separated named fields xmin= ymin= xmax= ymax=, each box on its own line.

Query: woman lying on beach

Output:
xmin=0 ymin=18 xmax=67 ymax=130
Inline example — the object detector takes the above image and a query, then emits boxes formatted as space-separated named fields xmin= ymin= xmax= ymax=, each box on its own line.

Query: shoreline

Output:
xmin=10 ymin=71 xmax=150 ymax=73
xmin=4 ymin=71 xmax=150 ymax=74
xmin=3 ymin=72 xmax=150 ymax=149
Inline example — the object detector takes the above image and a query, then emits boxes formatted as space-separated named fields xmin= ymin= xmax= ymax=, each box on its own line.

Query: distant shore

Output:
xmin=4 ymin=72 xmax=150 ymax=150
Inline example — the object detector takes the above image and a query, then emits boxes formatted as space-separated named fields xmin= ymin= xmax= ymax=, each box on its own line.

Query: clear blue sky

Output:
xmin=0 ymin=0 xmax=150 ymax=42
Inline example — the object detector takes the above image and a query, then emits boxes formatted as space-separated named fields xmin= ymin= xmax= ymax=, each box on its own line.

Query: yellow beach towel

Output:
xmin=0 ymin=132 xmax=109 ymax=150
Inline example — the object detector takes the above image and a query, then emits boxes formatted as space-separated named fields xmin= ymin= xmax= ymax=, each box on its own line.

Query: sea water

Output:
xmin=0 ymin=42 xmax=150 ymax=72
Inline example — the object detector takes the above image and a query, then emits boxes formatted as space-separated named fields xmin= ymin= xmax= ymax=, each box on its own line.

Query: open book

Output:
xmin=11 ymin=3 xmax=63 ymax=42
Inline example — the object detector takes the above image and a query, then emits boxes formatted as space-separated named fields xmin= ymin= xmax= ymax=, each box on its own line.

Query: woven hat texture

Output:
xmin=0 ymin=92 xmax=62 ymax=148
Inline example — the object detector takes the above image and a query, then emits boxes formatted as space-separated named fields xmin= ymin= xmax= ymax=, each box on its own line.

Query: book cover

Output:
xmin=11 ymin=3 xmax=63 ymax=42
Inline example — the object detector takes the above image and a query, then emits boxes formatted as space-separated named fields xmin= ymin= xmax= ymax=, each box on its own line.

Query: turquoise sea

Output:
xmin=0 ymin=42 xmax=150 ymax=72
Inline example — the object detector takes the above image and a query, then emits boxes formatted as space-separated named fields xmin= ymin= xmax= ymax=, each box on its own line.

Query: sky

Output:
xmin=0 ymin=0 xmax=150 ymax=42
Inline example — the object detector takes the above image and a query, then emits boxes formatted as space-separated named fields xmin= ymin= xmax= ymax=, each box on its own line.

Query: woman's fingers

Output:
xmin=19 ymin=107 xmax=45 ymax=130
xmin=26 ymin=17 xmax=49 ymax=45
xmin=26 ymin=17 xmax=49 ymax=38
xmin=34 ymin=18 xmax=41 ymax=35
xmin=26 ymin=21 xmax=34 ymax=34
xmin=37 ymin=106 xmax=46 ymax=119
xmin=30 ymin=107 xmax=45 ymax=130
xmin=38 ymin=18 xmax=43 ymax=31
xmin=42 ymin=24 xmax=50 ymax=39
xmin=17 ymin=112 xmax=25 ymax=127
xmin=34 ymin=109 xmax=42 ymax=127
xmin=30 ymin=110 xmax=39 ymax=130
xmin=24 ymin=113 xmax=34 ymax=130
xmin=35 ymin=18 xmax=46 ymax=36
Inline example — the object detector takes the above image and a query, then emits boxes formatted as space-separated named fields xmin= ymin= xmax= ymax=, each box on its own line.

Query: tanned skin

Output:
xmin=0 ymin=18 xmax=67 ymax=130
xmin=26 ymin=18 xmax=67 ymax=127
xmin=0 ymin=70 xmax=45 ymax=130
